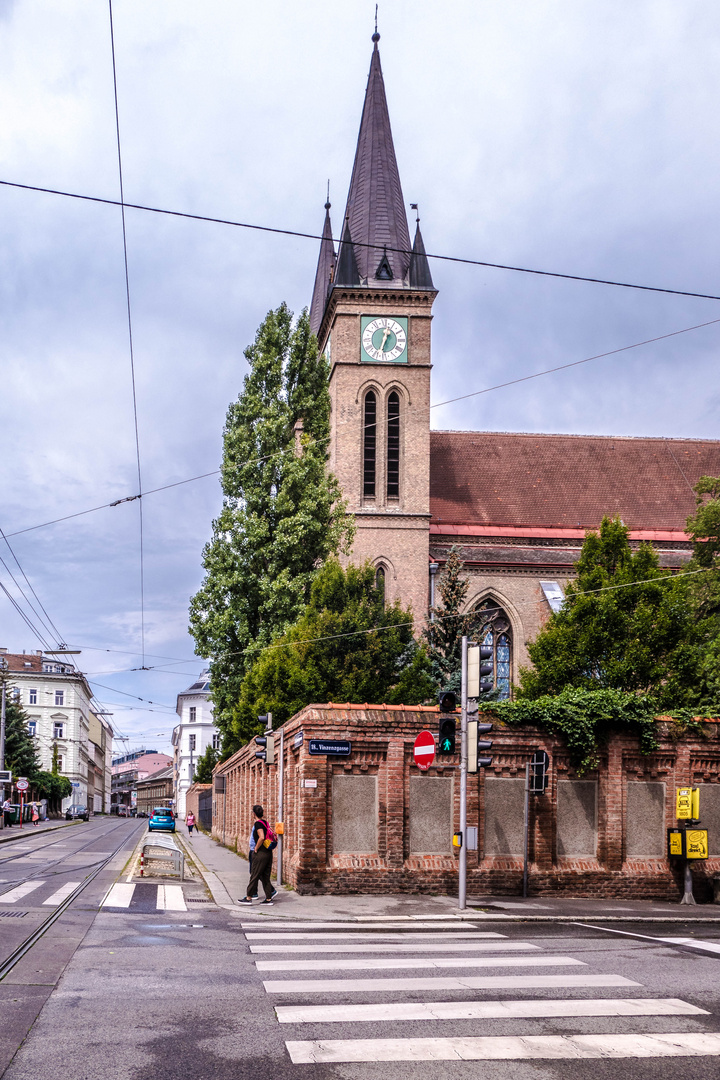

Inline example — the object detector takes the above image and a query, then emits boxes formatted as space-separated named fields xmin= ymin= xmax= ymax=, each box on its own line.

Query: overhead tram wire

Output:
xmin=2 ymin=178 xmax=720 ymax=303
xmin=0 ymin=524 xmax=66 ymax=647
xmin=108 ymin=0 xmax=146 ymax=669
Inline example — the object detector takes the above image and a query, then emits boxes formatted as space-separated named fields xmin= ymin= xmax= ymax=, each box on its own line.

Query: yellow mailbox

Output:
xmin=686 ymin=829 xmax=709 ymax=860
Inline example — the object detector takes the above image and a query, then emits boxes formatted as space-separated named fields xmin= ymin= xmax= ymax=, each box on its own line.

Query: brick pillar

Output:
xmin=385 ymin=738 xmax=405 ymax=868
xmin=603 ymin=740 xmax=623 ymax=870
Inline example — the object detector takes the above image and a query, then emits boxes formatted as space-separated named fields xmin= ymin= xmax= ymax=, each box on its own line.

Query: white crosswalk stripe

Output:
xmin=285 ymin=1032 xmax=720 ymax=1063
xmin=0 ymin=880 xmax=45 ymax=903
xmin=42 ymin=881 xmax=81 ymax=906
xmin=275 ymin=997 xmax=709 ymax=1024
xmin=156 ymin=884 xmax=187 ymax=911
xmin=245 ymin=918 xmax=719 ymax=1065
xmin=250 ymin=941 xmax=538 ymax=954
xmin=257 ymin=954 xmax=584 ymax=972
xmin=101 ymin=883 xmax=136 ymax=908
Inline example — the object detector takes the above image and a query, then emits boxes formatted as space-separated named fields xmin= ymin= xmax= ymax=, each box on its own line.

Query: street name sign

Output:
xmin=413 ymin=730 xmax=436 ymax=771
xmin=308 ymin=739 xmax=351 ymax=757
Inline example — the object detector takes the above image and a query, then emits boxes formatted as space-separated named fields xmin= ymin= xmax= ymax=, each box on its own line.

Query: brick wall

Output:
xmin=185 ymin=783 xmax=211 ymax=829
xmin=212 ymin=705 xmax=720 ymax=901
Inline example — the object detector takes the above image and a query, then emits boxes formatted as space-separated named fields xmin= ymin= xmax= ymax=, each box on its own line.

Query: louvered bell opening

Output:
xmin=386 ymin=391 xmax=400 ymax=499
xmin=363 ymin=391 xmax=377 ymax=498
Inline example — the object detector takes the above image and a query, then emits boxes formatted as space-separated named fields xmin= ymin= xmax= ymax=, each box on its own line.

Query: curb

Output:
xmin=175 ymin=834 xmax=234 ymax=907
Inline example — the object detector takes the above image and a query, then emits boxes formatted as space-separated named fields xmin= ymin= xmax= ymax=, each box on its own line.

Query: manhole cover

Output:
xmin=187 ymin=898 xmax=213 ymax=904
xmin=0 ymin=911 xmax=28 ymax=918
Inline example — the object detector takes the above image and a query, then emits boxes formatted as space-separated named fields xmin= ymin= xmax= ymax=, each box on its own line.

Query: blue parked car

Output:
xmin=148 ymin=806 xmax=175 ymax=833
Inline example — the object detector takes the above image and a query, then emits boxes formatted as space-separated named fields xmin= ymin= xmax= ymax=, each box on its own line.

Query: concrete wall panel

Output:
xmin=409 ymin=776 xmax=452 ymax=853
xmin=557 ymin=780 xmax=597 ymax=857
xmin=332 ymin=774 xmax=377 ymax=853
xmin=484 ymin=777 xmax=525 ymax=856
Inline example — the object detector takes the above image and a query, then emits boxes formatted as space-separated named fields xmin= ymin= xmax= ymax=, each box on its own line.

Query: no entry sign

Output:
xmin=414 ymin=730 xmax=436 ymax=771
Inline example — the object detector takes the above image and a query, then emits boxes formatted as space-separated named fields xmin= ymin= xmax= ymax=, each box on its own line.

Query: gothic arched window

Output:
xmin=375 ymin=565 xmax=386 ymax=607
xmin=386 ymin=391 xmax=400 ymax=499
xmin=473 ymin=601 xmax=513 ymax=700
xmin=363 ymin=390 xmax=376 ymax=498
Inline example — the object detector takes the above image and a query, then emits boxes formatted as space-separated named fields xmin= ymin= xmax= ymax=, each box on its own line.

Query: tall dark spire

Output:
xmin=309 ymin=198 xmax=336 ymax=335
xmin=409 ymin=221 xmax=434 ymax=289
xmin=341 ymin=35 xmax=412 ymax=284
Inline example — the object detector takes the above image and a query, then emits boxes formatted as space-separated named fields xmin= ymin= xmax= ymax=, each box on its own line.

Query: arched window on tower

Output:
xmin=386 ymin=391 xmax=400 ymax=499
xmin=363 ymin=390 xmax=376 ymax=498
xmin=375 ymin=565 xmax=386 ymax=607
xmin=472 ymin=600 xmax=513 ymax=700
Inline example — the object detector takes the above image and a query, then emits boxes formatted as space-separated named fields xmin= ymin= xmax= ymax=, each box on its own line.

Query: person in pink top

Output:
xmin=186 ymin=811 xmax=196 ymax=834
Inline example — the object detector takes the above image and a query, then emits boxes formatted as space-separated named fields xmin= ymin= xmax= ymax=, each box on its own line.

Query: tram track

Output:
xmin=0 ymin=820 xmax=144 ymax=982
xmin=0 ymin=818 xmax=138 ymax=885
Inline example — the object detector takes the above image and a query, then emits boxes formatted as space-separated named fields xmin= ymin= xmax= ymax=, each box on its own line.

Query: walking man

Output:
xmin=238 ymin=804 xmax=277 ymax=906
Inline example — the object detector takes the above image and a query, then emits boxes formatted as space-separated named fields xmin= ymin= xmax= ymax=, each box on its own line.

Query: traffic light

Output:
xmin=467 ymin=720 xmax=493 ymax=773
xmin=439 ymin=717 xmax=456 ymax=755
xmin=478 ymin=645 xmax=494 ymax=696
xmin=468 ymin=644 xmax=494 ymax=698
xmin=255 ymin=733 xmax=275 ymax=764
xmin=438 ymin=691 xmax=457 ymax=713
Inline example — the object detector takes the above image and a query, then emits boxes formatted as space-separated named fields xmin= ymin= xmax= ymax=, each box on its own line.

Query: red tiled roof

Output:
xmin=429 ymin=431 xmax=720 ymax=531
xmin=0 ymin=652 xmax=43 ymax=672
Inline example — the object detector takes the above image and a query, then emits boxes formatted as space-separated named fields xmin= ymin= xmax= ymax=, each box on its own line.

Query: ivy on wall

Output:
xmin=480 ymin=687 xmax=720 ymax=775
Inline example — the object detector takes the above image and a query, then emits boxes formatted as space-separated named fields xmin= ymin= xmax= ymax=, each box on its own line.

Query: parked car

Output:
xmin=148 ymin=806 xmax=175 ymax=833
xmin=65 ymin=805 xmax=90 ymax=821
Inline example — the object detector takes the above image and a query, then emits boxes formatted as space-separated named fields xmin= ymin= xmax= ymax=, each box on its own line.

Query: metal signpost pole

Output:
xmin=277 ymin=727 xmax=285 ymax=888
xmin=522 ymin=762 xmax=531 ymax=898
xmin=458 ymin=635 xmax=468 ymax=910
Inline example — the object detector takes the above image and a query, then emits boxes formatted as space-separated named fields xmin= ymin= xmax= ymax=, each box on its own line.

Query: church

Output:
xmin=308 ymin=33 xmax=720 ymax=695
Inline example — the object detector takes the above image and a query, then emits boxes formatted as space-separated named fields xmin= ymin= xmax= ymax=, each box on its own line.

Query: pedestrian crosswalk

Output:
xmin=239 ymin=916 xmax=718 ymax=1065
xmin=0 ymin=876 xmax=207 ymax=912
xmin=102 ymin=882 xmax=188 ymax=911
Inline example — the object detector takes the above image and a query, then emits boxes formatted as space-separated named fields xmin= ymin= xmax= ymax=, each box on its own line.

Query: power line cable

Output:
xmin=430 ymin=317 xmax=720 ymax=409
xmin=0 ymin=525 xmax=65 ymax=646
xmin=2 ymin=177 xmax=720 ymax=303
xmin=0 ymin=553 xmax=57 ymax=648
xmin=108 ymin=0 xmax=145 ymax=668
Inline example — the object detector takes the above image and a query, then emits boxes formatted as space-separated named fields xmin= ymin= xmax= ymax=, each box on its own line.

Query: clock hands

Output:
xmin=379 ymin=326 xmax=391 ymax=353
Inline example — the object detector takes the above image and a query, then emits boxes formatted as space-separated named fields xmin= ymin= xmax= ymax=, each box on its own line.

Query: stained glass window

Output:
xmin=474 ymin=602 xmax=513 ymax=700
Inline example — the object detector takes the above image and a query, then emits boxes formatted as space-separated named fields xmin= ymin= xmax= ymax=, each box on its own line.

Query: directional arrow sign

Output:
xmin=414 ymin=730 xmax=436 ymax=772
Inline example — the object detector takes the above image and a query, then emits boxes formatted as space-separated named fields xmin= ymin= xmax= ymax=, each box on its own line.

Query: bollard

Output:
xmin=140 ymin=851 xmax=144 ymax=877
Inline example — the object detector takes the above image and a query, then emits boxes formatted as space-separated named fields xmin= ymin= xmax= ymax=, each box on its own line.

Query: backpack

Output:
xmin=258 ymin=819 xmax=278 ymax=851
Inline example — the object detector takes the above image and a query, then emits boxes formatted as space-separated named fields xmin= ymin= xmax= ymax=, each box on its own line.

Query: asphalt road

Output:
xmin=2 ymin=868 xmax=720 ymax=1080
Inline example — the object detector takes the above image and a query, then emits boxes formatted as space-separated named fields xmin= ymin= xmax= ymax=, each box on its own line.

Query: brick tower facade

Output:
xmin=309 ymin=34 xmax=437 ymax=623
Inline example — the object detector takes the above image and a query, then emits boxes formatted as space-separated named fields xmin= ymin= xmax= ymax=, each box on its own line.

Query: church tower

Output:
xmin=309 ymin=33 xmax=437 ymax=622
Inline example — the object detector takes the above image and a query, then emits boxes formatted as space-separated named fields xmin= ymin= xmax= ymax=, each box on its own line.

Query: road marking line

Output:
xmin=245 ymin=932 xmax=504 ymax=941
xmin=0 ymin=880 xmax=45 ymax=903
xmin=256 ymin=954 xmax=582 ymax=972
xmin=240 ymin=922 xmax=479 ymax=930
xmin=264 ymin=973 xmax=638 ymax=994
xmin=163 ymin=885 xmax=187 ymax=911
xmin=284 ymin=1031 xmax=720 ymax=1063
xmin=42 ymin=881 xmax=81 ymax=906
xmin=661 ymin=937 xmax=720 ymax=955
xmin=101 ymin=883 xmax=136 ymax=908
xmin=275 ymin=997 xmax=708 ymax=1024
xmin=251 ymin=942 xmax=538 ymax=954
xmin=156 ymin=885 xmax=166 ymax=910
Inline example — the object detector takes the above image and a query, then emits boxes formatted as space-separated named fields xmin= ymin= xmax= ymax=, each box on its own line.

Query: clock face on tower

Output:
xmin=360 ymin=316 xmax=408 ymax=363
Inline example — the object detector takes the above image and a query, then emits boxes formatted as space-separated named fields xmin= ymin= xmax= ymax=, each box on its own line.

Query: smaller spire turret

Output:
xmin=334 ymin=216 xmax=360 ymax=286
xmin=409 ymin=221 xmax=434 ymax=290
xmin=309 ymin=198 xmax=336 ymax=336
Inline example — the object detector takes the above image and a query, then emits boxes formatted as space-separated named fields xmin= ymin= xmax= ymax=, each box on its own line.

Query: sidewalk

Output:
xmin=0 ymin=818 xmax=83 ymax=843
xmin=179 ymin=825 xmax=720 ymax=922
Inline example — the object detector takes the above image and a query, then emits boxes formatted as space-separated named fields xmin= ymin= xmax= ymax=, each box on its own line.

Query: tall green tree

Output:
xmin=193 ymin=742 xmax=219 ymax=784
xmin=424 ymin=545 xmax=473 ymax=693
xmin=189 ymin=304 xmax=353 ymax=741
xmin=1 ymin=684 xmax=40 ymax=778
xmin=230 ymin=560 xmax=435 ymax=744
xmin=517 ymin=516 xmax=699 ymax=704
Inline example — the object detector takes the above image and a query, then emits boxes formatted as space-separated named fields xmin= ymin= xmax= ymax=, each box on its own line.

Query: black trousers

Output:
xmin=246 ymin=845 xmax=273 ymax=899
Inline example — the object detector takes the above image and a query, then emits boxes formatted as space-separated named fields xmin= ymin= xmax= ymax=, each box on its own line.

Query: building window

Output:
xmin=473 ymin=601 xmax=513 ymax=700
xmin=189 ymin=734 xmax=196 ymax=751
xmin=29 ymin=688 xmax=37 ymax=705
xmin=56 ymin=755 xmax=63 ymax=772
xmin=28 ymin=720 xmax=37 ymax=737
xmin=212 ymin=732 xmax=221 ymax=750
xmin=53 ymin=722 xmax=64 ymax=739
xmin=189 ymin=706 xmax=196 ymax=722
xmin=386 ymin=391 xmax=400 ymax=498
xmin=375 ymin=565 xmax=386 ymax=607
xmin=363 ymin=390 xmax=377 ymax=498
xmin=55 ymin=690 xmax=64 ymax=706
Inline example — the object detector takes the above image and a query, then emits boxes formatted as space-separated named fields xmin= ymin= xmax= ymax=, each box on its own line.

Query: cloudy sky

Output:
xmin=1 ymin=0 xmax=719 ymax=753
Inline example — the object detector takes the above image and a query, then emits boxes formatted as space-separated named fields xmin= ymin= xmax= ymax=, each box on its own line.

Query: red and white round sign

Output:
xmin=413 ymin=730 xmax=436 ymax=771
xmin=16 ymin=779 xmax=29 ymax=792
